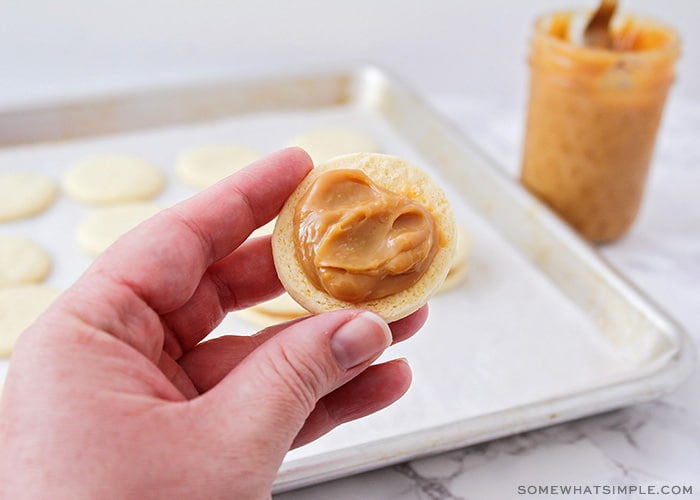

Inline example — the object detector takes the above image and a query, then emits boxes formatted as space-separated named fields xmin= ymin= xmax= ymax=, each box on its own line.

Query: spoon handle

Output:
xmin=583 ymin=0 xmax=617 ymax=49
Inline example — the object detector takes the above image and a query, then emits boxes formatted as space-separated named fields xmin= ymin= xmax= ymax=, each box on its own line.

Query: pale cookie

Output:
xmin=77 ymin=202 xmax=162 ymax=256
xmin=436 ymin=224 xmax=470 ymax=294
xmin=273 ymin=153 xmax=456 ymax=322
xmin=254 ymin=292 xmax=309 ymax=317
xmin=0 ymin=173 xmax=57 ymax=222
xmin=63 ymin=154 xmax=164 ymax=204
xmin=436 ymin=259 xmax=470 ymax=294
xmin=0 ymin=236 xmax=52 ymax=287
xmin=0 ymin=285 xmax=61 ymax=358
xmin=287 ymin=128 xmax=379 ymax=164
xmin=237 ymin=293 xmax=310 ymax=328
xmin=249 ymin=218 xmax=276 ymax=239
xmin=236 ymin=307 xmax=302 ymax=329
xmin=175 ymin=145 xmax=261 ymax=189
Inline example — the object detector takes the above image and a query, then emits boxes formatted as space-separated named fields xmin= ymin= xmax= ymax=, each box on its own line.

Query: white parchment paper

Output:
xmin=0 ymin=102 xmax=672 ymax=464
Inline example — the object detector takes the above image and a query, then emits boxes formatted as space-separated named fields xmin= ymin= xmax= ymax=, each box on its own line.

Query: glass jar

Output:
xmin=520 ymin=10 xmax=680 ymax=242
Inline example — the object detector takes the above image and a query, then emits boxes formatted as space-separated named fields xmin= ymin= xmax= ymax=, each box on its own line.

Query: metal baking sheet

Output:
xmin=0 ymin=67 xmax=694 ymax=493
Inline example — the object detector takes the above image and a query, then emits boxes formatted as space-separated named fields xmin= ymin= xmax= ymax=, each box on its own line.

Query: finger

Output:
xmin=85 ymin=147 xmax=312 ymax=315
xmin=291 ymin=358 xmax=412 ymax=449
xmin=386 ymin=304 xmax=428 ymax=344
xmin=177 ymin=335 xmax=261 ymax=393
xmin=178 ymin=306 xmax=427 ymax=392
xmin=157 ymin=350 xmax=199 ymax=399
xmin=161 ymin=236 xmax=284 ymax=354
xmin=67 ymin=148 xmax=312 ymax=358
xmin=190 ymin=310 xmax=395 ymax=468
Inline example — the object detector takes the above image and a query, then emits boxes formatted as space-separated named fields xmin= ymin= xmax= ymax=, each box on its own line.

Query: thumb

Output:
xmin=194 ymin=309 xmax=392 ymax=466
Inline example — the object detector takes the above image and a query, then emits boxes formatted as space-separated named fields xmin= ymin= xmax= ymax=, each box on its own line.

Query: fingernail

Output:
xmin=330 ymin=311 xmax=392 ymax=370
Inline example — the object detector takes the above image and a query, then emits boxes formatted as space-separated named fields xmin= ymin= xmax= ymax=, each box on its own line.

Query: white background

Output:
xmin=2 ymin=0 xmax=698 ymax=109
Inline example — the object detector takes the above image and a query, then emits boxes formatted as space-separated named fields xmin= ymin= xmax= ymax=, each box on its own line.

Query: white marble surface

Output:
xmin=275 ymin=94 xmax=700 ymax=499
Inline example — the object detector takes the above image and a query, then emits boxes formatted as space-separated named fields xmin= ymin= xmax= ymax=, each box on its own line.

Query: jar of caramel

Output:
xmin=520 ymin=10 xmax=680 ymax=242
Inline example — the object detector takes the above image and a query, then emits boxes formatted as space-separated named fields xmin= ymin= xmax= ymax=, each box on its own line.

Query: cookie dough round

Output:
xmin=0 ymin=285 xmax=61 ymax=358
xmin=287 ymin=128 xmax=379 ymax=164
xmin=175 ymin=145 xmax=261 ymax=189
xmin=238 ymin=292 xmax=310 ymax=328
xmin=63 ymin=154 xmax=164 ymax=204
xmin=272 ymin=153 xmax=456 ymax=322
xmin=236 ymin=307 xmax=302 ymax=329
xmin=249 ymin=218 xmax=276 ymax=239
xmin=77 ymin=202 xmax=162 ymax=256
xmin=251 ymin=292 xmax=309 ymax=320
xmin=436 ymin=225 xmax=470 ymax=294
xmin=0 ymin=173 xmax=57 ymax=222
xmin=0 ymin=236 xmax=52 ymax=287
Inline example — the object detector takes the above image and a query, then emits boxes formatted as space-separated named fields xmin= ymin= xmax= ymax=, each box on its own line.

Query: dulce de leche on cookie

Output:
xmin=293 ymin=169 xmax=439 ymax=303
xmin=520 ymin=8 xmax=680 ymax=242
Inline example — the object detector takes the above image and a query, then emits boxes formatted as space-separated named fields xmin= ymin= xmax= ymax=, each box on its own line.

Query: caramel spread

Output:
xmin=521 ymin=11 xmax=679 ymax=242
xmin=293 ymin=169 xmax=438 ymax=303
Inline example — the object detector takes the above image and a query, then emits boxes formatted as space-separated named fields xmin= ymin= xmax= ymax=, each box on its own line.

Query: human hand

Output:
xmin=0 ymin=148 xmax=426 ymax=498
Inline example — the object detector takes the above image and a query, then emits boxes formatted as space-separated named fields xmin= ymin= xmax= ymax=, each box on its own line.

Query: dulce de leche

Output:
xmin=520 ymin=10 xmax=680 ymax=242
xmin=293 ymin=168 xmax=439 ymax=303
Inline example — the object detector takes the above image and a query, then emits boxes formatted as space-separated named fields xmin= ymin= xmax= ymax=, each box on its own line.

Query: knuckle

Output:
xmin=260 ymin=341 xmax=335 ymax=415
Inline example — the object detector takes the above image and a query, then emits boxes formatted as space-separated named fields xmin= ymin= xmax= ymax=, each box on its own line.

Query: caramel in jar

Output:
xmin=520 ymin=11 xmax=680 ymax=242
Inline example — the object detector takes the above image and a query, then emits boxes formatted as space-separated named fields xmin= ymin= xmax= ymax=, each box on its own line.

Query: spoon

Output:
xmin=583 ymin=0 xmax=617 ymax=49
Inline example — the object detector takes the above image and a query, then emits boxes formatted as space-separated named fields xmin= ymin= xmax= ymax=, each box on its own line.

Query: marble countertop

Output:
xmin=275 ymin=94 xmax=700 ymax=499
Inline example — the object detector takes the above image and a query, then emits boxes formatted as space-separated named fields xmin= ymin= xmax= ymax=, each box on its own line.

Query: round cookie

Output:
xmin=256 ymin=292 xmax=308 ymax=316
xmin=0 ymin=173 xmax=57 ymax=222
xmin=437 ymin=259 xmax=470 ymax=294
xmin=175 ymin=145 xmax=260 ymax=189
xmin=0 ymin=285 xmax=61 ymax=358
xmin=0 ymin=236 xmax=52 ymax=287
xmin=287 ymin=128 xmax=379 ymax=164
xmin=63 ymin=154 xmax=164 ymax=204
xmin=249 ymin=218 xmax=276 ymax=239
xmin=236 ymin=307 xmax=303 ymax=329
xmin=77 ymin=202 xmax=162 ymax=256
xmin=238 ymin=292 xmax=309 ymax=329
xmin=436 ymin=224 xmax=471 ymax=294
xmin=242 ymin=292 xmax=310 ymax=326
xmin=272 ymin=153 xmax=456 ymax=322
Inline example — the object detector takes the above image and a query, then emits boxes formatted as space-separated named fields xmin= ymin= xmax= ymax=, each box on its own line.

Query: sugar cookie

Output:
xmin=249 ymin=218 xmax=276 ymax=239
xmin=273 ymin=153 xmax=456 ymax=322
xmin=255 ymin=292 xmax=308 ymax=317
xmin=175 ymin=145 xmax=260 ymax=189
xmin=236 ymin=307 xmax=304 ymax=329
xmin=287 ymin=128 xmax=379 ymax=164
xmin=239 ymin=222 xmax=311 ymax=329
xmin=0 ymin=173 xmax=57 ymax=222
xmin=437 ymin=259 xmax=470 ymax=294
xmin=437 ymin=225 xmax=470 ymax=294
xmin=63 ymin=154 xmax=164 ymax=204
xmin=77 ymin=202 xmax=162 ymax=256
xmin=0 ymin=236 xmax=51 ymax=287
xmin=238 ymin=292 xmax=310 ymax=328
xmin=0 ymin=285 xmax=60 ymax=358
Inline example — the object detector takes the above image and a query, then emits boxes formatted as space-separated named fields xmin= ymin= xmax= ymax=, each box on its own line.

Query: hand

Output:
xmin=0 ymin=148 xmax=426 ymax=499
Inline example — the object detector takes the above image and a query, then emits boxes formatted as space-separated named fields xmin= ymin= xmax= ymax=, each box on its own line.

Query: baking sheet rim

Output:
xmin=275 ymin=322 xmax=695 ymax=492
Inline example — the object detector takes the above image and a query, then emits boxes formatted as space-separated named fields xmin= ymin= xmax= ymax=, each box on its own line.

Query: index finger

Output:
xmin=87 ymin=147 xmax=313 ymax=314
